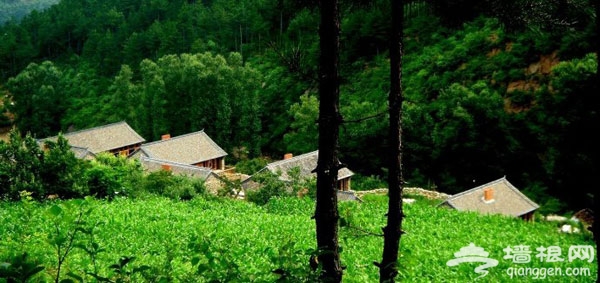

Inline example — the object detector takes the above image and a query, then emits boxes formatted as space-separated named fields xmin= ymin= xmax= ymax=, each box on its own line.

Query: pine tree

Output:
xmin=378 ymin=0 xmax=405 ymax=281
xmin=314 ymin=0 xmax=344 ymax=281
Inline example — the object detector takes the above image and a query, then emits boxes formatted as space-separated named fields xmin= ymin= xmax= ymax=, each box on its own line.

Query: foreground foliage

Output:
xmin=0 ymin=130 xmax=147 ymax=201
xmin=0 ymin=195 xmax=596 ymax=282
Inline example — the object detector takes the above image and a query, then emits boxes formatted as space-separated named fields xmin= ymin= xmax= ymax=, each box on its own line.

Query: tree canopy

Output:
xmin=0 ymin=0 xmax=597 ymax=212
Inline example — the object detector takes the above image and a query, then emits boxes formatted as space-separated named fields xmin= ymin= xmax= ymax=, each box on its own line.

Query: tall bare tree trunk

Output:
xmin=594 ymin=2 xmax=599 ymax=282
xmin=314 ymin=0 xmax=343 ymax=282
xmin=378 ymin=0 xmax=405 ymax=282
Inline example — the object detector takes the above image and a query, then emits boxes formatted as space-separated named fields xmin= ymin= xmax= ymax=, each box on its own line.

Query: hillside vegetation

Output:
xmin=1 ymin=194 xmax=596 ymax=282
xmin=0 ymin=0 xmax=597 ymax=213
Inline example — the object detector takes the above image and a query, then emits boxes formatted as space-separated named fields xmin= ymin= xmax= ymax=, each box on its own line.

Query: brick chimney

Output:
xmin=284 ymin=153 xmax=293 ymax=160
xmin=161 ymin=164 xmax=172 ymax=171
xmin=483 ymin=188 xmax=494 ymax=202
xmin=161 ymin=134 xmax=171 ymax=140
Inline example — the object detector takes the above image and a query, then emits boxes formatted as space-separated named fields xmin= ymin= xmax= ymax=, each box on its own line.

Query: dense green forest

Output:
xmin=0 ymin=0 xmax=598 ymax=213
xmin=0 ymin=0 xmax=58 ymax=24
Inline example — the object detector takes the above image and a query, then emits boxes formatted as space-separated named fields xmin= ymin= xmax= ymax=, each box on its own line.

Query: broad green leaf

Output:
xmin=49 ymin=205 xmax=62 ymax=216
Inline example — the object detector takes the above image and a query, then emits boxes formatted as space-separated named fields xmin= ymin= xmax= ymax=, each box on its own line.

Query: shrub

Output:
xmin=143 ymin=170 xmax=176 ymax=195
xmin=0 ymin=253 xmax=45 ymax=282
xmin=352 ymin=174 xmax=387 ymax=191
xmin=234 ymin=157 xmax=269 ymax=175
xmin=245 ymin=171 xmax=288 ymax=205
xmin=143 ymin=170 xmax=206 ymax=200
xmin=41 ymin=134 xmax=87 ymax=198
xmin=82 ymin=153 xmax=144 ymax=199
xmin=83 ymin=164 xmax=123 ymax=199
xmin=164 ymin=176 xmax=206 ymax=201
xmin=0 ymin=129 xmax=44 ymax=200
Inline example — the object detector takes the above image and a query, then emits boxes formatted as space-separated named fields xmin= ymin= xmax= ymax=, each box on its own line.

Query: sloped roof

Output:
xmin=39 ymin=121 xmax=145 ymax=154
xmin=441 ymin=176 xmax=539 ymax=217
xmin=264 ymin=150 xmax=354 ymax=182
xmin=139 ymin=131 xmax=227 ymax=165
xmin=139 ymin=156 xmax=215 ymax=180
xmin=69 ymin=145 xmax=96 ymax=159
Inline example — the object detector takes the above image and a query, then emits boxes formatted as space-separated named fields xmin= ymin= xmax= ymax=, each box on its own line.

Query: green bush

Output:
xmin=83 ymin=164 xmax=123 ymax=199
xmin=143 ymin=170 xmax=176 ymax=195
xmin=0 ymin=252 xmax=45 ymax=282
xmin=165 ymin=177 xmax=206 ymax=201
xmin=352 ymin=174 xmax=387 ymax=191
xmin=41 ymin=134 xmax=87 ymax=198
xmin=0 ymin=130 xmax=45 ymax=200
xmin=234 ymin=157 xmax=269 ymax=175
xmin=0 ymin=130 xmax=145 ymax=201
xmin=245 ymin=167 xmax=316 ymax=205
xmin=143 ymin=170 xmax=206 ymax=200
xmin=82 ymin=153 xmax=144 ymax=199
xmin=245 ymin=171 xmax=289 ymax=205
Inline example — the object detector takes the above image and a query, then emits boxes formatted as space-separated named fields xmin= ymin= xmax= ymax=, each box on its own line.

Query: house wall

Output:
xmin=109 ymin=143 xmax=142 ymax=157
xmin=142 ymin=160 xmax=212 ymax=179
xmin=193 ymin=157 xmax=225 ymax=170
xmin=520 ymin=211 xmax=536 ymax=221
xmin=337 ymin=177 xmax=351 ymax=191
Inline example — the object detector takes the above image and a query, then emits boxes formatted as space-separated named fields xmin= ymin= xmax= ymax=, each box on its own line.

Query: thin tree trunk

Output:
xmin=379 ymin=0 xmax=405 ymax=282
xmin=240 ymin=23 xmax=243 ymax=57
xmin=594 ymin=2 xmax=599 ymax=282
xmin=314 ymin=0 xmax=343 ymax=281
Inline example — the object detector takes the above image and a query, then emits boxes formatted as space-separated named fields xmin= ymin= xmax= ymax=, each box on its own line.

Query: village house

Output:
xmin=131 ymin=130 xmax=227 ymax=171
xmin=242 ymin=150 xmax=358 ymax=200
xmin=265 ymin=150 xmax=353 ymax=191
xmin=138 ymin=156 xmax=224 ymax=192
xmin=38 ymin=121 xmax=145 ymax=158
xmin=440 ymin=176 xmax=539 ymax=221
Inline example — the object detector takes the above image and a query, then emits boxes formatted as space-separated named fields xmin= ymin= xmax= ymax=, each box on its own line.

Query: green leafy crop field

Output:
xmin=1 ymin=194 xmax=596 ymax=282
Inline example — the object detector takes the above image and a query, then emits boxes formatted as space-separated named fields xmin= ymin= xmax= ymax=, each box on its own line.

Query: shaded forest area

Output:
xmin=0 ymin=0 xmax=598 ymax=213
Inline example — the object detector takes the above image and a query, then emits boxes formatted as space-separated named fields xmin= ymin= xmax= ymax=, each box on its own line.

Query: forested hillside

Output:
xmin=0 ymin=0 xmax=58 ymax=24
xmin=0 ymin=0 xmax=597 ymax=212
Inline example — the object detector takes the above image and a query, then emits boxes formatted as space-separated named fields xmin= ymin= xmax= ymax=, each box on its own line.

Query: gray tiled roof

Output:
xmin=69 ymin=145 xmax=96 ymax=159
xmin=39 ymin=121 xmax=145 ymax=154
xmin=139 ymin=131 xmax=227 ymax=165
xmin=139 ymin=156 xmax=215 ymax=180
xmin=441 ymin=176 xmax=539 ymax=217
xmin=264 ymin=150 xmax=354 ymax=182
xmin=337 ymin=190 xmax=363 ymax=202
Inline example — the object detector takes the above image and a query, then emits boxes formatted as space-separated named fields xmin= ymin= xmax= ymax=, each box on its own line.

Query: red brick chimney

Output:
xmin=161 ymin=164 xmax=172 ymax=171
xmin=284 ymin=153 xmax=293 ymax=160
xmin=161 ymin=134 xmax=171 ymax=140
xmin=483 ymin=188 xmax=494 ymax=201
